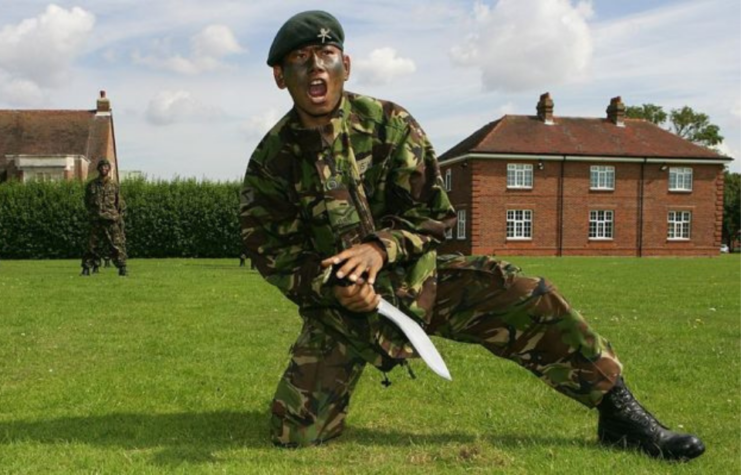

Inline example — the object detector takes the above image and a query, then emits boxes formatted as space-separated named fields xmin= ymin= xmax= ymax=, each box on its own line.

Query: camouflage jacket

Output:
xmin=240 ymin=92 xmax=456 ymax=367
xmin=85 ymin=177 xmax=125 ymax=223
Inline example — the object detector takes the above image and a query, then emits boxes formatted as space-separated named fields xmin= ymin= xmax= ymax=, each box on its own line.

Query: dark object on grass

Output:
xmin=598 ymin=378 xmax=705 ymax=461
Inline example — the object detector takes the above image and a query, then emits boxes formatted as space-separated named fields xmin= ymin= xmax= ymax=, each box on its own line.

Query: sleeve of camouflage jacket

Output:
xmin=240 ymin=143 xmax=335 ymax=309
xmin=365 ymin=113 xmax=456 ymax=265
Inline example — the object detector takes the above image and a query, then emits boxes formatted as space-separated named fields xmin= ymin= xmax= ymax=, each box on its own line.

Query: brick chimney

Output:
xmin=606 ymin=96 xmax=625 ymax=127
xmin=536 ymin=92 xmax=554 ymax=125
xmin=96 ymin=90 xmax=111 ymax=115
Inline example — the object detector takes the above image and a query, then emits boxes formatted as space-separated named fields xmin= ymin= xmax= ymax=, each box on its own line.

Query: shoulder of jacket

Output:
xmin=345 ymin=92 xmax=413 ymax=133
xmin=249 ymin=111 xmax=293 ymax=167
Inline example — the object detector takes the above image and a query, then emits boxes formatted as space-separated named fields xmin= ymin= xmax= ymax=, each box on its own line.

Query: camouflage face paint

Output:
xmin=281 ymin=44 xmax=349 ymax=128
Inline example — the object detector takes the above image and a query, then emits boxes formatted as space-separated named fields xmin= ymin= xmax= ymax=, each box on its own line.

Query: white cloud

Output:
xmin=145 ymin=90 xmax=225 ymax=125
xmin=0 ymin=74 xmax=45 ymax=106
xmin=192 ymin=25 xmax=243 ymax=58
xmin=133 ymin=24 xmax=243 ymax=75
xmin=240 ymin=108 xmax=282 ymax=140
xmin=354 ymin=48 xmax=416 ymax=85
xmin=716 ymin=142 xmax=737 ymax=159
xmin=0 ymin=4 xmax=94 ymax=105
xmin=451 ymin=0 xmax=593 ymax=92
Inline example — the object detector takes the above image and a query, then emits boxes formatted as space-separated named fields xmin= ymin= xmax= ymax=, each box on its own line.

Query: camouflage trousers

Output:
xmin=270 ymin=255 xmax=623 ymax=447
xmin=82 ymin=220 xmax=127 ymax=269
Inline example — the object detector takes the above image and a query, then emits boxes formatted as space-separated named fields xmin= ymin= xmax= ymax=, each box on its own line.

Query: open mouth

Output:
xmin=308 ymin=79 xmax=327 ymax=100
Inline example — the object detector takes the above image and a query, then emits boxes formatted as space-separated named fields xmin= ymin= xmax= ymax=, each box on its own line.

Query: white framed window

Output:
xmin=445 ymin=227 xmax=453 ymax=239
xmin=444 ymin=168 xmax=452 ymax=191
xmin=589 ymin=210 xmax=614 ymax=239
xmin=506 ymin=209 xmax=532 ymax=239
xmin=667 ymin=211 xmax=691 ymax=240
xmin=24 ymin=171 xmax=63 ymax=182
xmin=507 ymin=163 xmax=533 ymax=189
xmin=669 ymin=167 xmax=693 ymax=191
xmin=457 ymin=210 xmax=466 ymax=240
xmin=590 ymin=166 xmax=615 ymax=190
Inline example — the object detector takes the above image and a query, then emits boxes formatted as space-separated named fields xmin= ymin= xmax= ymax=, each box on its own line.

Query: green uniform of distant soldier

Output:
xmin=81 ymin=159 xmax=128 ymax=276
xmin=239 ymin=11 xmax=704 ymax=461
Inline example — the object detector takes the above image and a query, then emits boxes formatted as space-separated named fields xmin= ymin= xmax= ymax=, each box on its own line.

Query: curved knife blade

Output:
xmin=377 ymin=298 xmax=452 ymax=381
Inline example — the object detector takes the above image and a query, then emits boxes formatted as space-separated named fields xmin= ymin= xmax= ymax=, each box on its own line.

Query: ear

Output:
xmin=272 ymin=66 xmax=286 ymax=89
xmin=342 ymin=54 xmax=351 ymax=82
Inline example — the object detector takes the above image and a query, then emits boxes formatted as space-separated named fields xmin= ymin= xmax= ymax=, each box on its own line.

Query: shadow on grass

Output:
xmin=0 ymin=410 xmax=267 ymax=467
xmin=0 ymin=410 xmax=595 ymax=466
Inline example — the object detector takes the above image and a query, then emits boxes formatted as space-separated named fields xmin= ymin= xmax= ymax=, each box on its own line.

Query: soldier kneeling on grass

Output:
xmin=239 ymin=10 xmax=705 ymax=462
xmin=81 ymin=158 xmax=128 ymax=277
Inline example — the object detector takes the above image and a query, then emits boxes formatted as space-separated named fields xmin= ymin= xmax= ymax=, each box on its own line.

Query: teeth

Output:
xmin=310 ymin=80 xmax=323 ymax=85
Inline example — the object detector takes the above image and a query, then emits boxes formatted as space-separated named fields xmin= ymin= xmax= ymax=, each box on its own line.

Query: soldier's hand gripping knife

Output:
xmin=326 ymin=263 xmax=451 ymax=380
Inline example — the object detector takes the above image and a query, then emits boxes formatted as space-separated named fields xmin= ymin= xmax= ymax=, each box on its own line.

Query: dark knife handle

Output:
xmin=326 ymin=262 xmax=367 ymax=287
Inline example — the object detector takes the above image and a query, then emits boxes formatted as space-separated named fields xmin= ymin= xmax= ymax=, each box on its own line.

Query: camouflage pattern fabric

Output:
xmin=241 ymin=92 xmax=456 ymax=363
xmin=430 ymin=255 xmax=622 ymax=407
xmin=81 ymin=177 xmax=127 ymax=269
xmin=270 ymin=255 xmax=622 ymax=446
xmin=271 ymin=318 xmax=366 ymax=447
xmin=241 ymin=92 xmax=622 ymax=447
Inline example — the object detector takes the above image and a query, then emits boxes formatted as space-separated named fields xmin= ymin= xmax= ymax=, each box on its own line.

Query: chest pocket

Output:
xmin=322 ymin=171 xmax=364 ymax=249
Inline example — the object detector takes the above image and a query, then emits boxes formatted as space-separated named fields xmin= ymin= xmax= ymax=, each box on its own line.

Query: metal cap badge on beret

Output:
xmin=267 ymin=10 xmax=345 ymax=66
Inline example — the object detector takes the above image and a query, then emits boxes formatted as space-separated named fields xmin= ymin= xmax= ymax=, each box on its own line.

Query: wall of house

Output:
xmin=470 ymin=159 xmax=561 ymax=256
xmin=640 ymin=164 xmax=724 ymax=256
xmin=105 ymin=124 xmax=118 ymax=181
xmin=560 ymin=161 xmax=641 ymax=256
xmin=439 ymin=159 xmax=724 ymax=257
xmin=439 ymin=161 xmax=472 ymax=255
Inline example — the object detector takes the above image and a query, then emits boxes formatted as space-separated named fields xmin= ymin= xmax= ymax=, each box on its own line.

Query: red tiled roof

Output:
xmin=0 ymin=109 xmax=112 ymax=161
xmin=439 ymin=115 xmax=727 ymax=161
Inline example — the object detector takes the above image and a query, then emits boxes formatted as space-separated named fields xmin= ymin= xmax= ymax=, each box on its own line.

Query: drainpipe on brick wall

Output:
xmin=637 ymin=158 xmax=647 ymax=257
xmin=558 ymin=156 xmax=566 ymax=256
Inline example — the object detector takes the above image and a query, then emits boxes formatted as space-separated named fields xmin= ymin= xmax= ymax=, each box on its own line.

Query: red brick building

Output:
xmin=0 ymin=91 xmax=120 ymax=183
xmin=438 ymin=94 xmax=733 ymax=257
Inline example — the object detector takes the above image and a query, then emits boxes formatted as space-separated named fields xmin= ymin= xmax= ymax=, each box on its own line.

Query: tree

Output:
xmin=626 ymin=104 xmax=667 ymax=126
xmin=669 ymin=106 xmax=724 ymax=149
xmin=723 ymin=171 xmax=741 ymax=251
xmin=625 ymin=103 xmax=724 ymax=150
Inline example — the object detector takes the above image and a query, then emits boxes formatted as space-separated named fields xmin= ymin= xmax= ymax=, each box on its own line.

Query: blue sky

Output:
xmin=1 ymin=0 xmax=739 ymax=179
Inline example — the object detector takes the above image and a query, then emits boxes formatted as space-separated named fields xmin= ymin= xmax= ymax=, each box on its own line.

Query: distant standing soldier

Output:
xmin=81 ymin=158 xmax=128 ymax=276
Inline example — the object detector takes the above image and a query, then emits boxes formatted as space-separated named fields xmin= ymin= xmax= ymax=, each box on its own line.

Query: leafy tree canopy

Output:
xmin=626 ymin=103 xmax=724 ymax=149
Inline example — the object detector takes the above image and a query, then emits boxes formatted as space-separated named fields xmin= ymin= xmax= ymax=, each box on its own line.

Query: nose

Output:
xmin=307 ymin=51 xmax=326 ymax=71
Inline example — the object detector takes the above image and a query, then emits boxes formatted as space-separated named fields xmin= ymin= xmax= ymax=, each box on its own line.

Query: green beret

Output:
xmin=267 ymin=11 xmax=344 ymax=66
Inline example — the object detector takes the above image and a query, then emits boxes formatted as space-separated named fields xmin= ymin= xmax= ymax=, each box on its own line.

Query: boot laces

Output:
xmin=612 ymin=386 xmax=668 ymax=434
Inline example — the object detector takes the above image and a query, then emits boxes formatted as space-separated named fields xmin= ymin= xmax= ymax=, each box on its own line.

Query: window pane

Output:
xmin=590 ymin=209 xmax=614 ymax=239
xmin=506 ymin=209 xmax=532 ymax=238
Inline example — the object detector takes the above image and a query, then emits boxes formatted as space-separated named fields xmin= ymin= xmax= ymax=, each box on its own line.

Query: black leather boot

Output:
xmin=80 ymin=267 xmax=90 ymax=276
xmin=92 ymin=265 xmax=99 ymax=274
xmin=118 ymin=266 xmax=128 ymax=277
xmin=597 ymin=378 xmax=705 ymax=461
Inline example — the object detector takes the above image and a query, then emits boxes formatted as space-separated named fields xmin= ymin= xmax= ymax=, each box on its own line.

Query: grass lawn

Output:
xmin=0 ymin=256 xmax=739 ymax=474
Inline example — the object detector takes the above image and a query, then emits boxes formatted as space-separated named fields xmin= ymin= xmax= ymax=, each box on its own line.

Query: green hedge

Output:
xmin=0 ymin=178 xmax=242 ymax=259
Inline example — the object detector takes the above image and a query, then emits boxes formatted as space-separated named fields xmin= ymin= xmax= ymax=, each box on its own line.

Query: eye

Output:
xmin=289 ymin=50 xmax=308 ymax=62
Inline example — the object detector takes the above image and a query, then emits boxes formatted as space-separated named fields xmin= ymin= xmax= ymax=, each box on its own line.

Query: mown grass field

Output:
xmin=1 ymin=256 xmax=739 ymax=474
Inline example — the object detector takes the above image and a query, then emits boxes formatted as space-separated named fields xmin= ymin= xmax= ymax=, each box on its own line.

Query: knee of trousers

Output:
xmin=269 ymin=400 xmax=345 ymax=447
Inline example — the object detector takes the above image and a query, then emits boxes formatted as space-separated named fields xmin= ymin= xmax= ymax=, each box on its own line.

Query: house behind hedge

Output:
xmin=438 ymin=93 xmax=733 ymax=257
xmin=0 ymin=91 xmax=120 ymax=183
